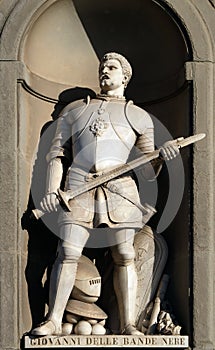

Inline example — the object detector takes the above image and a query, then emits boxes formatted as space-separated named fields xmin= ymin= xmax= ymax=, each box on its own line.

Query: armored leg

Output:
xmin=31 ymin=224 xmax=89 ymax=336
xmin=110 ymin=229 xmax=142 ymax=335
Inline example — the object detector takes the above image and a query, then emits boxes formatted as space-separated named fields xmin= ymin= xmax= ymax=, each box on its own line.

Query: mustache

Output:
xmin=100 ymin=74 xmax=110 ymax=80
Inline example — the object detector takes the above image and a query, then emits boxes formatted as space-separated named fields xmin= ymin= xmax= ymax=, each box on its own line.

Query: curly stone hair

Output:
xmin=99 ymin=52 xmax=132 ymax=87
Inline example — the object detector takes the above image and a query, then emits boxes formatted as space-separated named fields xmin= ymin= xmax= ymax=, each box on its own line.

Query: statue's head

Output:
xmin=99 ymin=52 xmax=132 ymax=91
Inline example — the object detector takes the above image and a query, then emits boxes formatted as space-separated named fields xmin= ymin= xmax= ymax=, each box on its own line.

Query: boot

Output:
xmin=113 ymin=263 xmax=143 ymax=335
xmin=31 ymin=260 xmax=78 ymax=336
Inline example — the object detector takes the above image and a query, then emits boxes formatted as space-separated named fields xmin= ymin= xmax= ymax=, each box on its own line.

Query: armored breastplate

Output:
xmin=71 ymin=99 xmax=137 ymax=172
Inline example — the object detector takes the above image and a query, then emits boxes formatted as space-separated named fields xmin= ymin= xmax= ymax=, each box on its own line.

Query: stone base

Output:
xmin=24 ymin=335 xmax=189 ymax=348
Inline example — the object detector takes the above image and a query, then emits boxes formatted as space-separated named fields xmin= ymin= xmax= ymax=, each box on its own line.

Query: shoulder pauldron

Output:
xmin=125 ymin=101 xmax=153 ymax=134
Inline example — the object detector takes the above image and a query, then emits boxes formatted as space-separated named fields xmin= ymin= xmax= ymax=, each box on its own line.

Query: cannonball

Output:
xmin=74 ymin=320 xmax=92 ymax=335
xmin=62 ymin=323 xmax=73 ymax=335
xmin=91 ymin=323 xmax=106 ymax=335
xmin=66 ymin=312 xmax=80 ymax=324
xmin=84 ymin=318 xmax=98 ymax=325
xmin=98 ymin=319 xmax=106 ymax=326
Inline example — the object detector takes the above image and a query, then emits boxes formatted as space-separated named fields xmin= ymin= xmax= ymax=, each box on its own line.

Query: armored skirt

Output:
xmin=58 ymin=171 xmax=143 ymax=229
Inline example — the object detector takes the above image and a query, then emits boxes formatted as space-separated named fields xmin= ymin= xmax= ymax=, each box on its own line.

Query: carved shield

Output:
xmin=134 ymin=225 xmax=168 ymax=330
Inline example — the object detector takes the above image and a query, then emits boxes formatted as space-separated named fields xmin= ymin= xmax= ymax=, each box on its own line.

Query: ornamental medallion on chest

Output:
xmin=89 ymin=117 xmax=109 ymax=137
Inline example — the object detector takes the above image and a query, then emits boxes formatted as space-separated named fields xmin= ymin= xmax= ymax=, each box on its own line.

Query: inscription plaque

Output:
xmin=24 ymin=335 xmax=189 ymax=348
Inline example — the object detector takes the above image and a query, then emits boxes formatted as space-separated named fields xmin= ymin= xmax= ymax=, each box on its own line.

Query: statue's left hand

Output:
xmin=159 ymin=140 xmax=180 ymax=161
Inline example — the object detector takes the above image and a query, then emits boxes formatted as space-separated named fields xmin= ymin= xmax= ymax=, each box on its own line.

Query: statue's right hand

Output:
xmin=40 ymin=193 xmax=59 ymax=213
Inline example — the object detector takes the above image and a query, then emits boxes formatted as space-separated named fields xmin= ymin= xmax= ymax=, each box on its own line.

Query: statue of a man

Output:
xmin=32 ymin=52 xmax=179 ymax=336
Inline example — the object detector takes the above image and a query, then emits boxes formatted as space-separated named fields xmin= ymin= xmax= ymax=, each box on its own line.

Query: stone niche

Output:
xmin=0 ymin=1 xmax=214 ymax=350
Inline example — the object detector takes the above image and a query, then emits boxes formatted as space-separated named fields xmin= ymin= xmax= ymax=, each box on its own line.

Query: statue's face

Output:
xmin=99 ymin=58 xmax=125 ymax=92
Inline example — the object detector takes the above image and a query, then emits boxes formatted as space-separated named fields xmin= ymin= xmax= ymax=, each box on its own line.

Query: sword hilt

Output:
xmin=31 ymin=208 xmax=45 ymax=219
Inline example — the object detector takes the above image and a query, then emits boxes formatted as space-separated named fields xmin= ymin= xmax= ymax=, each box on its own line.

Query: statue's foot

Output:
xmin=31 ymin=320 xmax=61 ymax=336
xmin=123 ymin=324 xmax=143 ymax=336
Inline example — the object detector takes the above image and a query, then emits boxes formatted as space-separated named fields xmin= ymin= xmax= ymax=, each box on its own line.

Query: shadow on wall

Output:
xmin=72 ymin=0 xmax=190 ymax=103
xmin=21 ymin=87 xmax=96 ymax=330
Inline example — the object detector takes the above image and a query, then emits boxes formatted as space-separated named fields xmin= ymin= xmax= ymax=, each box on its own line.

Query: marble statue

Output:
xmin=31 ymin=52 xmax=182 ymax=337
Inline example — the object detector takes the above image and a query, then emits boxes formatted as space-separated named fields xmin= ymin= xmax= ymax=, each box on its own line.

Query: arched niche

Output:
xmin=0 ymin=1 xmax=214 ymax=349
xmin=18 ymin=0 xmax=192 ymax=334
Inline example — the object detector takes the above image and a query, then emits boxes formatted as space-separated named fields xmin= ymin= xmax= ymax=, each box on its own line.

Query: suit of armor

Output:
xmin=47 ymin=95 xmax=156 ymax=230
